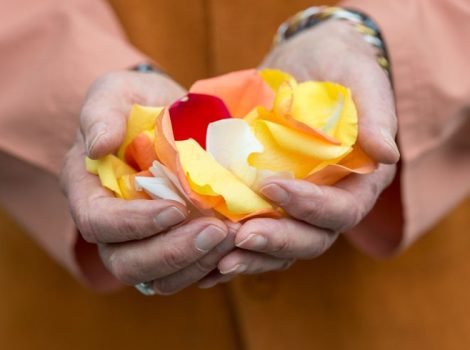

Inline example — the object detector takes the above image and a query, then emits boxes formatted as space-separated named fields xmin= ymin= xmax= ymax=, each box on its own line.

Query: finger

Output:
xmin=198 ymin=270 xmax=235 ymax=289
xmin=81 ymin=72 xmax=186 ymax=159
xmin=338 ymin=59 xmax=400 ymax=164
xmin=218 ymin=249 xmax=294 ymax=275
xmin=148 ymin=228 xmax=236 ymax=295
xmin=80 ymin=73 xmax=132 ymax=159
xmin=98 ymin=218 xmax=228 ymax=285
xmin=235 ymin=218 xmax=338 ymax=259
xmin=259 ymin=164 xmax=396 ymax=232
xmin=61 ymin=139 xmax=188 ymax=243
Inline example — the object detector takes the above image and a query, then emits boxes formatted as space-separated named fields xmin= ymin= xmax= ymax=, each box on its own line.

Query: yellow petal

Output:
xmin=259 ymin=69 xmax=297 ymax=92
xmin=175 ymin=138 xmax=272 ymax=215
xmin=118 ymin=105 xmax=163 ymax=159
xmin=248 ymin=121 xmax=323 ymax=178
xmin=86 ymin=155 xmax=136 ymax=197
xmin=289 ymin=82 xmax=358 ymax=146
xmin=256 ymin=120 xmax=351 ymax=160
xmin=85 ymin=157 xmax=99 ymax=175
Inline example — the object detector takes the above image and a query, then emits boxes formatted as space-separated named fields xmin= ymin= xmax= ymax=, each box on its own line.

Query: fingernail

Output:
xmin=220 ymin=264 xmax=247 ymax=275
xmin=236 ymin=234 xmax=268 ymax=250
xmin=380 ymin=129 xmax=400 ymax=160
xmin=154 ymin=207 xmax=186 ymax=230
xmin=260 ymin=184 xmax=289 ymax=204
xmin=195 ymin=225 xmax=227 ymax=252
xmin=86 ymin=122 xmax=107 ymax=154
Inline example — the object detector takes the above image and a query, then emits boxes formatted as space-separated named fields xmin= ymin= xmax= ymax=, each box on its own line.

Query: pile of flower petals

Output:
xmin=86 ymin=69 xmax=376 ymax=222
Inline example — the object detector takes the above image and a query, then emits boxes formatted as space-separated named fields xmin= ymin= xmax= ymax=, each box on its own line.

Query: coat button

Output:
xmin=241 ymin=273 xmax=279 ymax=299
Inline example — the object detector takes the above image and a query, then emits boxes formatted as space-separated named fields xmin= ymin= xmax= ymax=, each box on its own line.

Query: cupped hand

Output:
xmin=200 ymin=20 xmax=400 ymax=287
xmin=61 ymin=70 xmax=236 ymax=295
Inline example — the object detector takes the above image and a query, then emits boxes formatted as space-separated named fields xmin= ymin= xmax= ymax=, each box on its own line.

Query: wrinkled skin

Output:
xmin=62 ymin=21 xmax=399 ymax=294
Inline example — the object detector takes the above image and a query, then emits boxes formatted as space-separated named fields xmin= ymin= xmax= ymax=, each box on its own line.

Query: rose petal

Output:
xmin=267 ymin=82 xmax=343 ymax=145
xmin=259 ymin=68 xmax=297 ymax=92
xmin=206 ymin=118 xmax=294 ymax=190
xmin=135 ymin=163 xmax=186 ymax=205
xmin=85 ymin=155 xmax=136 ymax=198
xmin=306 ymin=145 xmax=377 ymax=185
xmin=169 ymin=93 xmax=231 ymax=149
xmin=190 ymin=69 xmax=275 ymax=117
xmin=206 ymin=118 xmax=263 ymax=187
xmin=288 ymin=82 xmax=358 ymax=147
xmin=124 ymin=130 xmax=158 ymax=171
xmin=154 ymin=108 xmax=223 ymax=210
xmin=119 ymin=171 xmax=152 ymax=200
xmin=118 ymin=105 xmax=163 ymax=159
xmin=247 ymin=121 xmax=325 ymax=178
xmin=175 ymin=138 xmax=273 ymax=216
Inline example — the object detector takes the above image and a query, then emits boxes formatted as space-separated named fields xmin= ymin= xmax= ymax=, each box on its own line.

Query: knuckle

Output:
xmin=115 ymin=214 xmax=142 ymax=241
xmin=193 ymin=258 xmax=216 ymax=274
xmin=302 ymin=204 xmax=322 ymax=226
xmin=302 ymin=232 xmax=334 ymax=260
xmin=160 ymin=246 xmax=189 ymax=271
xmin=74 ymin=202 xmax=98 ymax=243
xmin=271 ymin=231 xmax=291 ymax=255
xmin=108 ymin=251 xmax=139 ymax=285
xmin=336 ymin=193 xmax=365 ymax=232
xmin=297 ymin=186 xmax=325 ymax=225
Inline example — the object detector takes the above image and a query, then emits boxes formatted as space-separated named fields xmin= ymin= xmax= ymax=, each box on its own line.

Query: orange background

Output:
xmin=1 ymin=1 xmax=470 ymax=349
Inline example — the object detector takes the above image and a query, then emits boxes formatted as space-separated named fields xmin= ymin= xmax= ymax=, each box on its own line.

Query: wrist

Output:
xmin=274 ymin=6 xmax=391 ymax=79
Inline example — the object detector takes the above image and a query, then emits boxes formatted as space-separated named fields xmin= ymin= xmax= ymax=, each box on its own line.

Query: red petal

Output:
xmin=169 ymin=93 xmax=231 ymax=149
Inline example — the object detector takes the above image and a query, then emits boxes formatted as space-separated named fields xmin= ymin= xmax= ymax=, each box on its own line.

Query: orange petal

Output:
xmin=154 ymin=108 xmax=222 ymax=210
xmin=305 ymin=145 xmax=377 ymax=185
xmin=125 ymin=130 xmax=158 ymax=171
xmin=118 ymin=171 xmax=153 ymax=200
xmin=213 ymin=201 xmax=282 ymax=222
xmin=190 ymin=69 xmax=275 ymax=117
xmin=118 ymin=105 xmax=163 ymax=160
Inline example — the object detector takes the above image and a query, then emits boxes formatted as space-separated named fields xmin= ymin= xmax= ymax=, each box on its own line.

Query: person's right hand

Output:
xmin=61 ymin=70 xmax=235 ymax=295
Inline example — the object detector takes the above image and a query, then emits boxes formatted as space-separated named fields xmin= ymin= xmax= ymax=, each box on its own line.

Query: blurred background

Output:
xmin=1 ymin=0 xmax=469 ymax=349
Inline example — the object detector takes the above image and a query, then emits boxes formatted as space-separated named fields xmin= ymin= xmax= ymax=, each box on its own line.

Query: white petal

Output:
xmin=135 ymin=176 xmax=186 ymax=204
xmin=206 ymin=119 xmax=264 ymax=187
xmin=149 ymin=160 xmax=215 ymax=217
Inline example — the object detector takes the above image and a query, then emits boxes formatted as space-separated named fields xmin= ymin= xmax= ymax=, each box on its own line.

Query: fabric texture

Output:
xmin=0 ymin=0 xmax=145 ymax=288
xmin=342 ymin=0 xmax=470 ymax=256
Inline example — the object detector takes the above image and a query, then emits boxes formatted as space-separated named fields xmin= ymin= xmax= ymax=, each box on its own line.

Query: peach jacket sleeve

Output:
xmin=0 ymin=0 xmax=145 ymax=290
xmin=341 ymin=0 xmax=470 ymax=256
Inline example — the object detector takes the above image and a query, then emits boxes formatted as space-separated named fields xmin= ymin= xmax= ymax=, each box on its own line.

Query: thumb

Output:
xmin=80 ymin=71 xmax=186 ymax=159
xmin=348 ymin=64 xmax=400 ymax=164
xmin=80 ymin=74 xmax=133 ymax=159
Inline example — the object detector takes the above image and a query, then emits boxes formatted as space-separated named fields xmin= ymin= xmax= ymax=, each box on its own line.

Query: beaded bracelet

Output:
xmin=132 ymin=63 xmax=167 ymax=75
xmin=273 ymin=6 xmax=391 ymax=78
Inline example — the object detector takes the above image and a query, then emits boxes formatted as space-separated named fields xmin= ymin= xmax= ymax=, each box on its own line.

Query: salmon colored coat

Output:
xmin=0 ymin=0 xmax=469 ymax=349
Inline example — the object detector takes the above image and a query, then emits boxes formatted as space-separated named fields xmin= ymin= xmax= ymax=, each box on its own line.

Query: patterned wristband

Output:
xmin=273 ymin=6 xmax=391 ymax=79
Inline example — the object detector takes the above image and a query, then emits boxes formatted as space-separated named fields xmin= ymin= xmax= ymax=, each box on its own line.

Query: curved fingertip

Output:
xmin=217 ymin=251 xmax=247 ymax=275
xmin=359 ymin=130 xmax=400 ymax=165
xmin=86 ymin=125 xmax=125 ymax=159
xmin=234 ymin=219 xmax=261 ymax=246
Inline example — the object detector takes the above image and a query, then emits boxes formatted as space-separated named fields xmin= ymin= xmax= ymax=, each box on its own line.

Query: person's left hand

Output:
xmin=199 ymin=20 xmax=399 ymax=288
